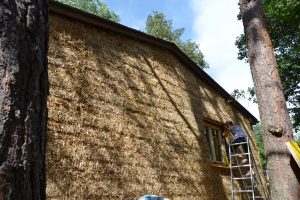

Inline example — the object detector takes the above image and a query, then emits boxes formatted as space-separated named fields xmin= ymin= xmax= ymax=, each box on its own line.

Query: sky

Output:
xmin=104 ymin=0 xmax=260 ymax=120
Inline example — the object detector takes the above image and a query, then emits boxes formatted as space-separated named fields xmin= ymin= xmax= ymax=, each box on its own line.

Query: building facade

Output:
xmin=46 ymin=2 xmax=267 ymax=199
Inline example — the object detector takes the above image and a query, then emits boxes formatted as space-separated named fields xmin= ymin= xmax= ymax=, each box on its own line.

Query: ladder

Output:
xmin=229 ymin=137 xmax=267 ymax=200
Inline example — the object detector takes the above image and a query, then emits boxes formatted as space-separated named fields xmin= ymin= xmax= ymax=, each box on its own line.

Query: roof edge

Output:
xmin=48 ymin=0 xmax=259 ymax=124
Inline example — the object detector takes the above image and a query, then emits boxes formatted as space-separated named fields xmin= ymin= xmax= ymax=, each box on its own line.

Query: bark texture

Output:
xmin=0 ymin=0 xmax=48 ymax=199
xmin=239 ymin=0 xmax=299 ymax=199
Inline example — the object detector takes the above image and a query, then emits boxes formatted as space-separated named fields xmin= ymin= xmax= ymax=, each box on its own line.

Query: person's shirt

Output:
xmin=229 ymin=125 xmax=246 ymax=139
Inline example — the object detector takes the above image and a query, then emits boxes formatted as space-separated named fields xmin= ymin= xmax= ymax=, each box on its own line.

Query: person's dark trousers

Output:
xmin=232 ymin=137 xmax=248 ymax=154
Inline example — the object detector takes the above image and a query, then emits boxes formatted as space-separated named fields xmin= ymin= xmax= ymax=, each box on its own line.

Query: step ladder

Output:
xmin=229 ymin=137 xmax=266 ymax=200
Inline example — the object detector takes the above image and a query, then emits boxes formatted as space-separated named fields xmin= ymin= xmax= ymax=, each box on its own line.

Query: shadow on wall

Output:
xmin=46 ymin=15 xmax=253 ymax=200
xmin=143 ymin=57 xmax=228 ymax=200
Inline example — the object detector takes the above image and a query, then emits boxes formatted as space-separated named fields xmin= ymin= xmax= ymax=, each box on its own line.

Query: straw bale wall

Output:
xmin=46 ymin=13 xmax=265 ymax=200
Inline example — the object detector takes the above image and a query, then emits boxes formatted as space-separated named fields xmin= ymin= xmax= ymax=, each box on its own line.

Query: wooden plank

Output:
xmin=286 ymin=141 xmax=300 ymax=168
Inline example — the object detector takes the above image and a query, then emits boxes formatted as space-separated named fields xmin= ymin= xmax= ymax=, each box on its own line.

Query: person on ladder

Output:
xmin=224 ymin=121 xmax=248 ymax=165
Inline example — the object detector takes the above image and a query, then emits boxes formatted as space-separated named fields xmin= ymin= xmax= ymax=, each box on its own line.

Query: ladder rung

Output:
xmin=233 ymin=190 xmax=253 ymax=193
xmin=232 ymin=177 xmax=252 ymax=180
xmin=230 ymin=152 xmax=250 ymax=156
xmin=229 ymin=138 xmax=259 ymax=199
xmin=230 ymin=142 xmax=248 ymax=146
xmin=231 ymin=164 xmax=251 ymax=168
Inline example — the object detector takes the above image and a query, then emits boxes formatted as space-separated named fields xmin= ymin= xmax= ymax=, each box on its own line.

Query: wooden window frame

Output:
xmin=204 ymin=120 xmax=229 ymax=167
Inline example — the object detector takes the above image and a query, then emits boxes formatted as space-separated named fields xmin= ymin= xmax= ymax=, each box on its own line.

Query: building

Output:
xmin=46 ymin=1 xmax=268 ymax=199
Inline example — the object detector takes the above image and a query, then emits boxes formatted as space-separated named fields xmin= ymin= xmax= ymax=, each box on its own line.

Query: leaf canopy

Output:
xmin=57 ymin=0 xmax=120 ymax=22
xmin=146 ymin=11 xmax=208 ymax=68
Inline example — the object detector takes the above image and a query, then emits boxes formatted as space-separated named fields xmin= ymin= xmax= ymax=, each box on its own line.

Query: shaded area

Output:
xmin=143 ymin=57 xmax=227 ymax=200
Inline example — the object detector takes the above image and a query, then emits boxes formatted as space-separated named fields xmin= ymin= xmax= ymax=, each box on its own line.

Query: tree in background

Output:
xmin=231 ymin=87 xmax=257 ymax=103
xmin=236 ymin=0 xmax=300 ymax=131
xmin=0 ymin=0 xmax=48 ymax=199
xmin=146 ymin=11 xmax=208 ymax=68
xmin=239 ymin=0 xmax=299 ymax=199
xmin=54 ymin=3 xmax=207 ymax=69
xmin=57 ymin=0 xmax=120 ymax=22
xmin=253 ymin=124 xmax=266 ymax=167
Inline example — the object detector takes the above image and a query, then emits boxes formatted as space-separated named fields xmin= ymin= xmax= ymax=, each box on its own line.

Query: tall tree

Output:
xmin=0 ymin=1 xmax=48 ymax=199
xmin=239 ymin=0 xmax=299 ymax=199
xmin=236 ymin=0 xmax=300 ymax=131
xmin=146 ymin=11 xmax=208 ymax=68
xmin=57 ymin=0 xmax=120 ymax=22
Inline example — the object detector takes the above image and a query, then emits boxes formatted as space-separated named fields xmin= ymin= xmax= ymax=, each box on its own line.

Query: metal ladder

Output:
xmin=229 ymin=137 xmax=266 ymax=200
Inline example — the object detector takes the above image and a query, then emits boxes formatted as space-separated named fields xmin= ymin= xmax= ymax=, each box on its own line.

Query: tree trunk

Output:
xmin=239 ymin=0 xmax=299 ymax=199
xmin=0 ymin=1 xmax=48 ymax=199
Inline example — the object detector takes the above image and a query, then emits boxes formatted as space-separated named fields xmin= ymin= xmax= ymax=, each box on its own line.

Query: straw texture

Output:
xmin=46 ymin=13 xmax=266 ymax=200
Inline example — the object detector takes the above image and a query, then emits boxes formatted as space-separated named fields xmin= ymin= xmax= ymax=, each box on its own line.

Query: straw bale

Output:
xmin=46 ymin=13 xmax=266 ymax=200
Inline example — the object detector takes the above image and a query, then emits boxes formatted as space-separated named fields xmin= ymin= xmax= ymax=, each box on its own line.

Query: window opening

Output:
xmin=204 ymin=122 xmax=229 ymax=165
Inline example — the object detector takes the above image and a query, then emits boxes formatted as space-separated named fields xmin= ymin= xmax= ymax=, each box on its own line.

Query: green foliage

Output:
xmin=146 ymin=11 xmax=208 ymax=68
xmin=146 ymin=12 xmax=183 ymax=42
xmin=180 ymin=40 xmax=206 ymax=68
xmin=235 ymin=0 xmax=300 ymax=131
xmin=56 ymin=0 xmax=120 ymax=22
xmin=253 ymin=124 xmax=266 ymax=167
xmin=235 ymin=34 xmax=247 ymax=61
xmin=231 ymin=89 xmax=245 ymax=99
xmin=231 ymin=87 xmax=257 ymax=103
